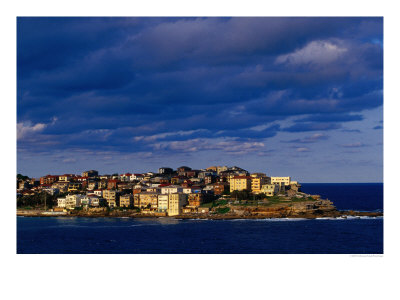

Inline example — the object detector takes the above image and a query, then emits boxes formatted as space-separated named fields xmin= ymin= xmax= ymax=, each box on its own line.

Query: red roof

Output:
xmin=159 ymin=183 xmax=171 ymax=187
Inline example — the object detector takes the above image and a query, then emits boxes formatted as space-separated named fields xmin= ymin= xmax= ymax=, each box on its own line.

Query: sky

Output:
xmin=16 ymin=17 xmax=383 ymax=182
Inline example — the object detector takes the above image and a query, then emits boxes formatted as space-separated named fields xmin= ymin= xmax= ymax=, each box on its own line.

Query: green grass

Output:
xmin=199 ymin=201 xmax=214 ymax=208
xmin=214 ymin=199 xmax=227 ymax=207
xmin=216 ymin=207 xmax=230 ymax=214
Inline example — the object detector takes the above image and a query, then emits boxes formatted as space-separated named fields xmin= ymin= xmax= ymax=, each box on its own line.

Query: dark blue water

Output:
xmin=301 ymin=183 xmax=383 ymax=211
xmin=17 ymin=183 xmax=383 ymax=254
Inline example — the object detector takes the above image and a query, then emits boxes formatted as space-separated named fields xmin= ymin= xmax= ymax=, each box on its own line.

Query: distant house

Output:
xmin=93 ymin=189 xmax=103 ymax=197
xmin=171 ymin=176 xmax=186 ymax=185
xmin=177 ymin=166 xmax=192 ymax=173
xmin=57 ymin=197 xmax=66 ymax=208
xmin=64 ymin=194 xmax=84 ymax=209
xmin=158 ymin=167 xmax=173 ymax=175
xmin=271 ymin=177 xmax=291 ymax=186
xmin=81 ymin=195 xmax=100 ymax=207
xmin=161 ymin=185 xmax=183 ymax=194
xmin=260 ymin=184 xmax=280 ymax=196
xmin=82 ymin=170 xmax=98 ymax=177
xmin=188 ymin=193 xmax=203 ymax=207
xmin=87 ymin=181 xmax=97 ymax=191
xmin=59 ymin=174 xmax=73 ymax=182
xmin=90 ymin=196 xmax=106 ymax=207
xmin=43 ymin=188 xmax=59 ymax=195
xmin=120 ymin=173 xmax=132 ymax=182
xmin=212 ymin=182 xmax=229 ymax=195
xmin=40 ymin=175 xmax=58 ymax=185
xmin=182 ymin=187 xmax=194 ymax=194
xmin=107 ymin=179 xmax=119 ymax=190
xmin=130 ymin=174 xmax=144 ymax=181
xmin=52 ymin=181 xmax=69 ymax=192
xmin=68 ymin=182 xmax=82 ymax=192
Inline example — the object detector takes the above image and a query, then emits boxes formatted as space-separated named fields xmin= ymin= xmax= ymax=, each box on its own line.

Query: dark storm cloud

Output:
xmin=17 ymin=17 xmax=383 ymax=156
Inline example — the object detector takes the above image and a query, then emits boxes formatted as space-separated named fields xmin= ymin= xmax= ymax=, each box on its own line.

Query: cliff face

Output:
xmin=229 ymin=200 xmax=337 ymax=218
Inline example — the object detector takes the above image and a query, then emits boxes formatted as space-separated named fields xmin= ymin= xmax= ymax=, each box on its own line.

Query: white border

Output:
xmin=2 ymin=1 xmax=399 ymax=300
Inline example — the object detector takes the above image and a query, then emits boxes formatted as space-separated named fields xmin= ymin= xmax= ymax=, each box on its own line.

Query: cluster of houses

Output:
xmin=17 ymin=166 xmax=300 ymax=216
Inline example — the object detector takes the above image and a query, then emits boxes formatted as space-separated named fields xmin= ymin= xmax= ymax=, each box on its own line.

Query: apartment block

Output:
xmin=119 ymin=194 xmax=133 ymax=207
xmin=57 ymin=197 xmax=66 ymax=208
xmin=158 ymin=194 xmax=169 ymax=212
xmin=251 ymin=174 xmax=271 ymax=194
xmin=103 ymin=189 xmax=120 ymax=208
xmin=65 ymin=194 xmax=84 ymax=209
xmin=261 ymin=184 xmax=280 ymax=196
xmin=139 ymin=192 xmax=158 ymax=209
xmin=271 ymin=177 xmax=291 ymax=186
xmin=188 ymin=193 xmax=203 ymax=207
xmin=168 ymin=193 xmax=188 ymax=216
xmin=230 ymin=176 xmax=252 ymax=192
xmin=68 ymin=182 xmax=82 ymax=192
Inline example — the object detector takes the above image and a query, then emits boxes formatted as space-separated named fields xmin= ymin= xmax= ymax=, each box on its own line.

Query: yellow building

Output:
xmin=119 ymin=194 xmax=133 ymax=207
xmin=230 ymin=176 xmax=252 ymax=192
xmin=167 ymin=193 xmax=188 ymax=216
xmin=67 ymin=182 xmax=82 ymax=192
xmin=271 ymin=177 xmax=291 ymax=186
xmin=59 ymin=175 xmax=72 ymax=182
xmin=251 ymin=174 xmax=271 ymax=194
xmin=133 ymin=194 xmax=140 ymax=207
xmin=139 ymin=192 xmax=158 ymax=209
xmin=103 ymin=190 xmax=119 ymax=208
xmin=261 ymin=184 xmax=280 ymax=196
xmin=52 ymin=181 xmax=69 ymax=192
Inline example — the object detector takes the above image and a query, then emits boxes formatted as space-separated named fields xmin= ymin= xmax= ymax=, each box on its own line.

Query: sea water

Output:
xmin=17 ymin=183 xmax=383 ymax=254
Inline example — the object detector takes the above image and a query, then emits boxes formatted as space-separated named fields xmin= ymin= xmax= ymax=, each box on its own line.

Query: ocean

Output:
xmin=17 ymin=183 xmax=383 ymax=254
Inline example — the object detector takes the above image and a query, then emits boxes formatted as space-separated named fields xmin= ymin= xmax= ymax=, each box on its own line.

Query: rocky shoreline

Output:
xmin=17 ymin=209 xmax=383 ymax=220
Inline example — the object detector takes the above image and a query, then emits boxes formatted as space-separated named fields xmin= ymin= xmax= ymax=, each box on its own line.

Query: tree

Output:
xmin=17 ymin=174 xmax=30 ymax=181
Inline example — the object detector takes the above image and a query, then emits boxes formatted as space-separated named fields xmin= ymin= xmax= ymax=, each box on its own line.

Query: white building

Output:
xmin=120 ymin=173 xmax=132 ymax=182
xmin=261 ymin=184 xmax=280 ymax=196
xmin=130 ymin=174 xmax=144 ymax=181
xmin=158 ymin=194 xmax=169 ymax=212
xmin=57 ymin=197 xmax=66 ymax=208
xmin=161 ymin=185 xmax=183 ymax=194
xmin=182 ymin=188 xmax=194 ymax=194
xmin=271 ymin=177 xmax=291 ymax=186
xmin=65 ymin=194 xmax=84 ymax=209
xmin=81 ymin=195 xmax=100 ymax=207
xmin=93 ymin=189 xmax=103 ymax=197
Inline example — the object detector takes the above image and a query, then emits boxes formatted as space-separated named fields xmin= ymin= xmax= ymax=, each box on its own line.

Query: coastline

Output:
xmin=16 ymin=209 xmax=383 ymax=220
